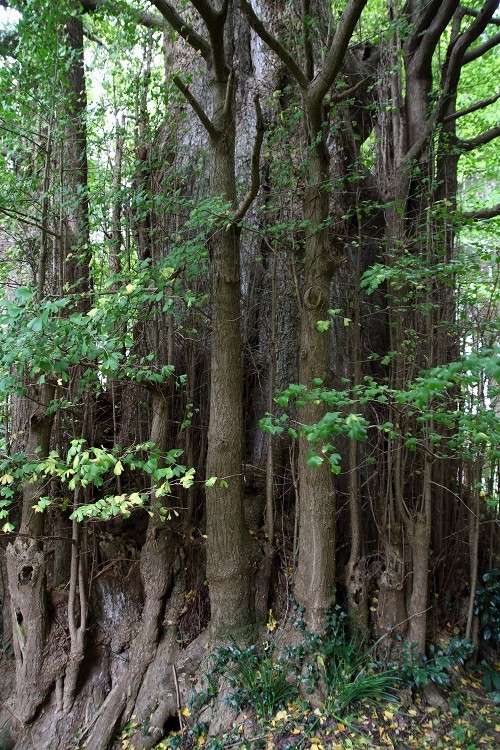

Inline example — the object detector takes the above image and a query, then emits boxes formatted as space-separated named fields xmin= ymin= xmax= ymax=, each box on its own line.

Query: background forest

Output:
xmin=0 ymin=1 xmax=499 ymax=749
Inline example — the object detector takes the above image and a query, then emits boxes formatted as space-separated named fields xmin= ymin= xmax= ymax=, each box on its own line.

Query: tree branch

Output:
xmin=462 ymin=203 xmax=500 ymax=220
xmin=149 ymin=0 xmax=211 ymax=60
xmin=80 ymin=0 xmax=164 ymax=28
xmin=443 ymin=91 xmax=500 ymax=122
xmin=330 ymin=76 xmax=370 ymax=105
xmin=457 ymin=124 xmax=500 ymax=152
xmin=408 ymin=0 xmax=460 ymax=76
xmin=233 ymin=94 xmax=265 ymax=224
xmin=190 ymin=0 xmax=229 ymax=77
xmin=463 ymin=31 xmax=500 ymax=64
xmin=239 ymin=0 xmax=310 ymax=89
xmin=172 ymin=76 xmax=217 ymax=138
xmin=411 ymin=0 xmax=457 ymax=41
xmin=442 ymin=0 xmax=500 ymax=95
xmin=302 ymin=0 xmax=314 ymax=81
xmin=190 ymin=0 xmax=217 ymax=23
xmin=222 ymin=67 xmax=235 ymax=122
xmin=309 ymin=0 xmax=369 ymax=108
xmin=405 ymin=0 xmax=499 ymax=164
xmin=462 ymin=6 xmax=500 ymax=26
xmin=0 ymin=206 xmax=60 ymax=238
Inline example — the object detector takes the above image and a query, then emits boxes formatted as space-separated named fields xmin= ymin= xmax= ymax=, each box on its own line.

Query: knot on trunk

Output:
xmin=303 ymin=285 xmax=323 ymax=310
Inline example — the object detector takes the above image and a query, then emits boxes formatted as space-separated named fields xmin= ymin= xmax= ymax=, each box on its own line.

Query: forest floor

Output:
xmin=132 ymin=667 xmax=500 ymax=750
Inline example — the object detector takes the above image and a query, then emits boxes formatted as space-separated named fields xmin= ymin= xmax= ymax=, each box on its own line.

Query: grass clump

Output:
xmin=296 ymin=606 xmax=399 ymax=715
xmin=214 ymin=642 xmax=298 ymax=717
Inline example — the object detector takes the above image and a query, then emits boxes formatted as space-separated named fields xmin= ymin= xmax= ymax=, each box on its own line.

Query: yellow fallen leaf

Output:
xmin=383 ymin=710 xmax=394 ymax=720
xmin=337 ymin=722 xmax=345 ymax=731
xmin=291 ymin=728 xmax=301 ymax=735
xmin=180 ymin=706 xmax=191 ymax=717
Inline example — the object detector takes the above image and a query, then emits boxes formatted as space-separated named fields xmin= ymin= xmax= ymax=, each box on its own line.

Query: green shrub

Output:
xmin=396 ymin=637 xmax=474 ymax=688
xmin=474 ymin=569 xmax=500 ymax=646
xmin=479 ymin=660 xmax=500 ymax=698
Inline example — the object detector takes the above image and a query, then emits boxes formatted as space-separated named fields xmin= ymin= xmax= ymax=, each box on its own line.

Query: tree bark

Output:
xmin=293 ymin=136 xmax=339 ymax=629
xmin=204 ymin=62 xmax=252 ymax=641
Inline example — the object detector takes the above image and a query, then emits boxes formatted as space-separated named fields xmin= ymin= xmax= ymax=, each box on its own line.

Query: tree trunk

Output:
xmin=294 ymin=140 xmax=338 ymax=630
xmin=205 ymin=71 xmax=252 ymax=639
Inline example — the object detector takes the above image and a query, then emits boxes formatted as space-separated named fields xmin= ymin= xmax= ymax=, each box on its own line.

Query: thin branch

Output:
xmin=0 ymin=206 xmax=60 ymax=238
xmin=172 ymin=664 xmax=184 ymax=730
xmin=239 ymin=0 xmax=310 ymax=89
xmin=309 ymin=0 xmax=369 ymax=108
xmin=463 ymin=31 xmax=500 ymax=63
xmin=172 ymin=76 xmax=217 ymax=138
xmin=0 ymin=120 xmax=48 ymax=151
xmin=222 ymin=67 xmax=235 ymax=122
xmin=443 ymin=91 xmax=500 ymax=122
xmin=83 ymin=28 xmax=107 ymax=47
xmin=462 ymin=203 xmax=500 ymax=220
xmin=330 ymin=76 xmax=370 ymax=105
xmin=457 ymin=124 xmax=500 ymax=152
xmin=233 ymin=94 xmax=265 ymax=224
xmin=149 ymin=0 xmax=211 ymax=60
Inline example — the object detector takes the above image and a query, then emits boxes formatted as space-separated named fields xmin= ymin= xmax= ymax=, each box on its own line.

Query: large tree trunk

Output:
xmin=205 ymin=70 xmax=252 ymax=638
xmin=294 ymin=138 xmax=339 ymax=630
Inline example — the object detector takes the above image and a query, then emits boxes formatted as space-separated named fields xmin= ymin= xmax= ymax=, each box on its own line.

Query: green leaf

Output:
xmin=316 ymin=320 xmax=330 ymax=332
xmin=307 ymin=452 xmax=323 ymax=468
xmin=179 ymin=468 xmax=195 ymax=488
xmin=113 ymin=460 xmax=124 ymax=476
